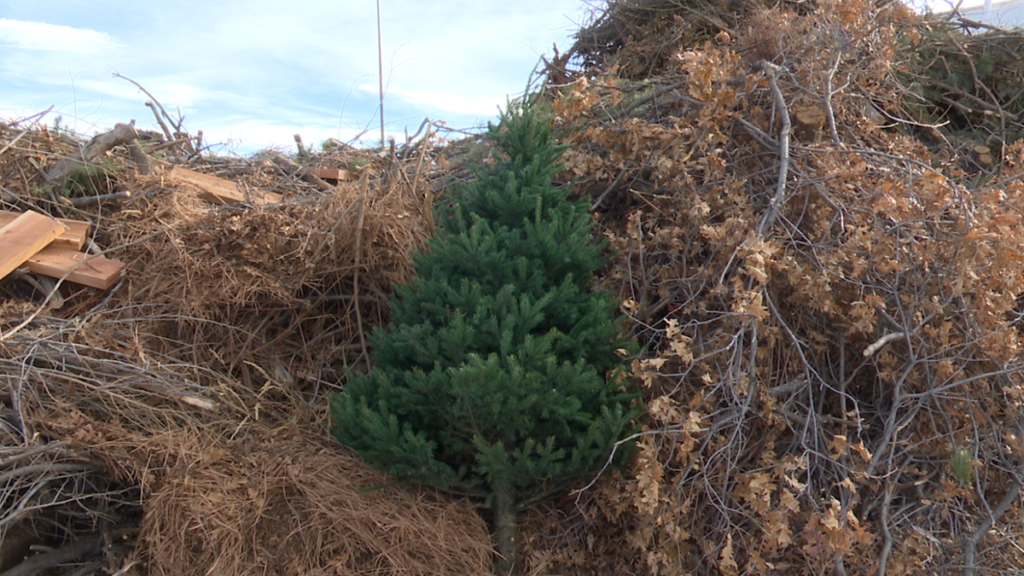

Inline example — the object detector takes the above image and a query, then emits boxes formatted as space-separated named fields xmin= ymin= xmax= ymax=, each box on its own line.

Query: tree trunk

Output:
xmin=492 ymin=479 xmax=518 ymax=574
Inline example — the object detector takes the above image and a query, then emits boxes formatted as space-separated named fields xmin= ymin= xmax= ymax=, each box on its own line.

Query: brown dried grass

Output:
xmin=142 ymin=430 xmax=492 ymax=576
xmin=102 ymin=166 xmax=432 ymax=388
xmin=1 ymin=116 xmax=496 ymax=575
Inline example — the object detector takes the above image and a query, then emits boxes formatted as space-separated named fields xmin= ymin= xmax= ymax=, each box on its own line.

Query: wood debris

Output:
xmin=0 ymin=211 xmax=65 ymax=280
xmin=0 ymin=210 xmax=124 ymax=289
xmin=168 ymin=165 xmax=283 ymax=205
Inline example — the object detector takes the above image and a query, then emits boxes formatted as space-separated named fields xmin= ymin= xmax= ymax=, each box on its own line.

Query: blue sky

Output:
xmin=0 ymin=1 xmax=590 ymax=155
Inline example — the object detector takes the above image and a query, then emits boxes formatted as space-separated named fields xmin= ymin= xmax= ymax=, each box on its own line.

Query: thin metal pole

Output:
xmin=376 ymin=0 xmax=385 ymax=147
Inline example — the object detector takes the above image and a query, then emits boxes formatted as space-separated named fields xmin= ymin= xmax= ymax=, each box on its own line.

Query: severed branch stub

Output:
xmin=44 ymin=121 xmax=151 ymax=184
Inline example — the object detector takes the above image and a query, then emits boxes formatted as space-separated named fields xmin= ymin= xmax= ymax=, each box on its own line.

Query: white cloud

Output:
xmin=364 ymin=84 xmax=505 ymax=117
xmin=75 ymin=78 xmax=212 ymax=109
xmin=0 ymin=0 xmax=586 ymax=154
xmin=0 ymin=19 xmax=120 ymax=53
xmin=198 ymin=118 xmax=387 ymax=156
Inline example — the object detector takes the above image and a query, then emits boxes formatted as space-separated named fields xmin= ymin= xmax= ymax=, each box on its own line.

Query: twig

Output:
xmin=398 ymin=117 xmax=432 ymax=159
xmin=960 ymin=462 xmax=1024 ymax=576
xmin=824 ymin=49 xmax=843 ymax=147
xmin=270 ymin=153 xmax=334 ymax=192
xmin=352 ymin=173 xmax=370 ymax=364
xmin=0 ymin=462 xmax=96 ymax=483
xmin=876 ymin=482 xmax=894 ymax=576
xmin=131 ymin=380 xmax=219 ymax=411
xmin=113 ymin=73 xmax=172 ymax=136
xmin=591 ymin=161 xmax=634 ymax=211
xmin=393 ymin=125 xmax=436 ymax=231
xmin=922 ymin=78 xmax=1019 ymax=121
xmin=736 ymin=117 xmax=779 ymax=150
xmin=0 ymin=441 xmax=69 ymax=467
xmin=376 ymin=0 xmax=386 ymax=146
xmin=755 ymin=61 xmax=792 ymax=238
xmin=62 ymin=559 xmax=105 ymax=576
xmin=4 ymin=107 xmax=55 ymax=129
xmin=954 ymin=17 xmax=1012 ymax=33
xmin=146 ymin=136 xmax=193 ymax=154
xmin=772 ymin=407 xmax=864 ymax=429
xmin=863 ymin=332 xmax=907 ymax=357
xmin=946 ymin=34 xmax=1010 ymax=133
xmin=0 ymin=106 xmax=54 ymax=158
xmin=69 ymin=191 xmax=133 ymax=207
xmin=113 ymin=72 xmax=196 ymax=154
xmin=0 ymin=533 xmax=103 ymax=576
xmin=107 ymin=560 xmax=138 ymax=576
xmin=572 ymin=429 xmax=676 ymax=496
xmin=612 ymin=82 xmax=686 ymax=120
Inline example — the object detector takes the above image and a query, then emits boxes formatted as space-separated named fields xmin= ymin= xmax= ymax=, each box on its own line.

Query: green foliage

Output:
xmin=899 ymin=27 xmax=1024 ymax=145
xmin=57 ymin=161 xmax=117 ymax=198
xmin=349 ymin=156 xmax=369 ymax=173
xmin=950 ymin=444 xmax=974 ymax=485
xmin=330 ymin=99 xmax=639 ymax=507
xmin=51 ymin=114 xmax=72 ymax=137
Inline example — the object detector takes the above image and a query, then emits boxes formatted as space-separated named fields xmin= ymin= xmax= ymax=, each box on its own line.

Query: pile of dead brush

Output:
xmin=0 ymin=107 xmax=494 ymax=575
xmin=8 ymin=1 xmax=1024 ymax=574
xmin=514 ymin=1 xmax=1024 ymax=575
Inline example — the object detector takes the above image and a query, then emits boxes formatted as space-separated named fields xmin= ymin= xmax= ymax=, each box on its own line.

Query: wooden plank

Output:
xmin=169 ymin=166 xmax=282 ymax=206
xmin=25 ymin=246 xmax=125 ymax=290
xmin=312 ymin=168 xmax=357 ymax=182
xmin=0 ymin=211 xmax=88 ymax=249
xmin=0 ymin=211 xmax=65 ymax=280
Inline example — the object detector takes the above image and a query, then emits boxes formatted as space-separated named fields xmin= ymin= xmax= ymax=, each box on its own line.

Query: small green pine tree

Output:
xmin=330 ymin=98 xmax=638 ymax=572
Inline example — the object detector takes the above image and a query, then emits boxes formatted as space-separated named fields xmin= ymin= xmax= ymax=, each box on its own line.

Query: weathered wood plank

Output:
xmin=169 ymin=166 xmax=282 ymax=206
xmin=26 ymin=247 xmax=125 ymax=289
xmin=0 ymin=211 xmax=89 ymax=249
xmin=312 ymin=168 xmax=357 ymax=182
xmin=0 ymin=211 xmax=64 ymax=280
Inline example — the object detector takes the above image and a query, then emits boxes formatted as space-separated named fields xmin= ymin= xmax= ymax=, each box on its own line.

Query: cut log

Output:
xmin=26 ymin=247 xmax=125 ymax=289
xmin=0 ymin=211 xmax=89 ymax=249
xmin=0 ymin=212 xmax=65 ymax=281
xmin=792 ymin=105 xmax=827 ymax=142
xmin=974 ymin=145 xmax=995 ymax=168
xmin=169 ymin=165 xmax=282 ymax=205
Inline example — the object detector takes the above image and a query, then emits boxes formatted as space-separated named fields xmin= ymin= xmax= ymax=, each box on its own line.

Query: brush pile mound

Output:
xmin=5 ymin=0 xmax=1024 ymax=574
xmin=518 ymin=0 xmax=1024 ymax=575
xmin=0 ymin=115 xmax=493 ymax=575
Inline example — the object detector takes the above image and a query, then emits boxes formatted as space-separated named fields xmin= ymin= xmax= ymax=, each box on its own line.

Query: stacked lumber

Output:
xmin=0 ymin=166 xmax=284 ymax=292
xmin=0 ymin=210 xmax=124 ymax=289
